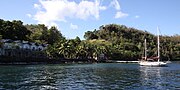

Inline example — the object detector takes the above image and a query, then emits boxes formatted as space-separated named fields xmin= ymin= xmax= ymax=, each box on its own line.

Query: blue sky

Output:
xmin=0 ymin=0 xmax=180 ymax=39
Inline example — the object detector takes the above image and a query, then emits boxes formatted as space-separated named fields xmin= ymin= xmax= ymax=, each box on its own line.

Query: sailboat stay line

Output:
xmin=139 ymin=27 xmax=168 ymax=66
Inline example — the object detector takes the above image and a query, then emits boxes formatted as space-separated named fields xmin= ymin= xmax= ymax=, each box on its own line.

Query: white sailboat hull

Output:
xmin=139 ymin=61 xmax=167 ymax=66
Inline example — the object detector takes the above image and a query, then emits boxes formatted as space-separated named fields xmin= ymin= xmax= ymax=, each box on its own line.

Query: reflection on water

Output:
xmin=0 ymin=63 xmax=179 ymax=89
xmin=139 ymin=65 xmax=180 ymax=90
xmin=140 ymin=66 xmax=166 ymax=90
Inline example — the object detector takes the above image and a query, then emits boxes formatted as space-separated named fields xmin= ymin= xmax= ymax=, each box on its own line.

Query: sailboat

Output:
xmin=139 ymin=27 xmax=168 ymax=66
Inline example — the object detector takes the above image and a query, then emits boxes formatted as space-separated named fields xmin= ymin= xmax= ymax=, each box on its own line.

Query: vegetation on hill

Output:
xmin=0 ymin=19 xmax=31 ymax=40
xmin=25 ymin=24 xmax=64 ymax=44
xmin=0 ymin=19 xmax=179 ymax=61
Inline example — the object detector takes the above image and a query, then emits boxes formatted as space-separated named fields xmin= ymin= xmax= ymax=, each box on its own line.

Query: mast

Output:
xmin=157 ymin=27 xmax=160 ymax=62
xmin=144 ymin=38 xmax=147 ymax=60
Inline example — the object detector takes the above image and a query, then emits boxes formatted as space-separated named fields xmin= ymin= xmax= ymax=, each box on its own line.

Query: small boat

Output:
xmin=139 ymin=27 xmax=168 ymax=66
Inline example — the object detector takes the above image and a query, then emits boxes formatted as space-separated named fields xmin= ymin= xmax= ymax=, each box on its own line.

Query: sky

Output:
xmin=0 ymin=0 xmax=180 ymax=39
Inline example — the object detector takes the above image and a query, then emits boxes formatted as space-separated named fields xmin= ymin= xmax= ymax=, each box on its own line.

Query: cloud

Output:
xmin=70 ymin=23 xmax=78 ymax=30
xmin=33 ymin=0 xmax=107 ymax=27
xmin=31 ymin=0 xmax=129 ymax=27
xmin=115 ymin=11 xmax=128 ymax=18
xmin=135 ymin=15 xmax=140 ymax=18
xmin=76 ymin=0 xmax=107 ymax=20
xmin=26 ymin=14 xmax=32 ymax=18
xmin=110 ymin=0 xmax=120 ymax=10
xmin=109 ymin=0 xmax=128 ymax=19
xmin=34 ymin=3 xmax=41 ymax=9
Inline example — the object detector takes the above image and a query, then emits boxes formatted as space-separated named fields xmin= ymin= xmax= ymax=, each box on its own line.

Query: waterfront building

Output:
xmin=0 ymin=39 xmax=48 ymax=57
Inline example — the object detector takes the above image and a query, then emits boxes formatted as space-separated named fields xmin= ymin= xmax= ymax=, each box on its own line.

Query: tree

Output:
xmin=84 ymin=30 xmax=98 ymax=40
xmin=0 ymin=19 xmax=31 ymax=40
xmin=47 ymin=26 xmax=63 ymax=45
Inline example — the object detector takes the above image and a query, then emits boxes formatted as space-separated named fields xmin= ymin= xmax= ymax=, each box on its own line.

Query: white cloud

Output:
xmin=31 ymin=0 xmax=129 ymax=27
xmin=34 ymin=3 xmax=41 ymax=9
xmin=135 ymin=15 xmax=140 ymax=18
xmin=109 ymin=0 xmax=129 ymax=19
xmin=33 ymin=0 xmax=107 ymax=27
xmin=115 ymin=11 xmax=128 ymax=18
xmin=70 ymin=23 xmax=78 ymax=30
xmin=26 ymin=14 xmax=32 ymax=18
xmin=110 ymin=0 xmax=120 ymax=10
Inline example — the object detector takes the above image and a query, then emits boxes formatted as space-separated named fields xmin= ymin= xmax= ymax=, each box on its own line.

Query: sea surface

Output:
xmin=0 ymin=62 xmax=179 ymax=90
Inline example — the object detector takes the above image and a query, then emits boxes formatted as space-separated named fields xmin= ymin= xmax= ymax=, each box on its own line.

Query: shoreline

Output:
xmin=107 ymin=60 xmax=139 ymax=63
xmin=0 ymin=56 xmax=179 ymax=65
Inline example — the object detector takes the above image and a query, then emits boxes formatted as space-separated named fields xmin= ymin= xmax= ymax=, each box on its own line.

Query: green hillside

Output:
xmin=0 ymin=19 xmax=179 ymax=61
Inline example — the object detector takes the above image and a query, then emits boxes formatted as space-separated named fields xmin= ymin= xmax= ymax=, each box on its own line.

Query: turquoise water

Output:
xmin=0 ymin=62 xmax=179 ymax=89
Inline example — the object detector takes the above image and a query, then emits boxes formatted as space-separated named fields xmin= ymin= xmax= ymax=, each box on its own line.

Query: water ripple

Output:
xmin=0 ymin=63 xmax=179 ymax=89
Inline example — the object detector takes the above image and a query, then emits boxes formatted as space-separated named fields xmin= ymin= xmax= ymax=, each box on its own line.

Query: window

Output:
xmin=32 ymin=47 xmax=35 ymax=50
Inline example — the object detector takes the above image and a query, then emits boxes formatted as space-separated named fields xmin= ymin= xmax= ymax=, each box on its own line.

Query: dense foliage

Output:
xmin=0 ymin=19 xmax=31 ymax=40
xmin=84 ymin=24 xmax=180 ymax=60
xmin=0 ymin=19 xmax=179 ymax=61
xmin=25 ymin=24 xmax=64 ymax=44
